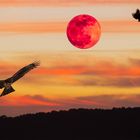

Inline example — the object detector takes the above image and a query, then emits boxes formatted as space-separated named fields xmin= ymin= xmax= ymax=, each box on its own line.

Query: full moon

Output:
xmin=67 ymin=14 xmax=101 ymax=49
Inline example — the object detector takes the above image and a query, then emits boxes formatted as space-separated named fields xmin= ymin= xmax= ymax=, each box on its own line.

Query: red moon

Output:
xmin=67 ymin=14 xmax=101 ymax=49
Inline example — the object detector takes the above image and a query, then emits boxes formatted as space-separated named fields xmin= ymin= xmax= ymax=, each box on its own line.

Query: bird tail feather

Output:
xmin=0 ymin=85 xmax=15 ymax=97
xmin=0 ymin=80 xmax=5 ymax=89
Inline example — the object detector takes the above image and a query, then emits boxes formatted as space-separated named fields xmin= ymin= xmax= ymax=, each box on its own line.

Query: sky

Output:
xmin=0 ymin=0 xmax=140 ymax=116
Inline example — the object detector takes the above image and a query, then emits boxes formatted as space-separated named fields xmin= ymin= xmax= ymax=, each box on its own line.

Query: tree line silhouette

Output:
xmin=0 ymin=107 xmax=140 ymax=140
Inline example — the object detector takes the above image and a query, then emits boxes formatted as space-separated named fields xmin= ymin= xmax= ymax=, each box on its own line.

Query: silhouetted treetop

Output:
xmin=0 ymin=107 xmax=140 ymax=140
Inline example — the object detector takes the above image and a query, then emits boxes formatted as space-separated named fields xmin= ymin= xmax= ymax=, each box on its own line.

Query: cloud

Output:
xmin=32 ymin=59 xmax=121 ymax=76
xmin=0 ymin=20 xmax=139 ymax=33
xmin=0 ymin=95 xmax=60 ymax=106
xmin=35 ymin=66 xmax=87 ymax=75
xmin=77 ymin=94 xmax=140 ymax=108
xmin=1 ymin=57 xmax=140 ymax=87
xmin=7 ymin=57 xmax=140 ymax=76
xmin=78 ymin=58 xmax=140 ymax=76
xmin=129 ymin=58 xmax=140 ymax=66
xmin=77 ymin=77 xmax=140 ymax=87
xmin=0 ymin=106 xmax=63 ymax=116
xmin=101 ymin=20 xmax=140 ymax=33
xmin=0 ymin=22 xmax=66 ymax=33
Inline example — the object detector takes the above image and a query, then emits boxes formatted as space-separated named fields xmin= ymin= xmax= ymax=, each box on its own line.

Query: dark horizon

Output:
xmin=1 ymin=106 xmax=140 ymax=117
xmin=1 ymin=107 xmax=140 ymax=140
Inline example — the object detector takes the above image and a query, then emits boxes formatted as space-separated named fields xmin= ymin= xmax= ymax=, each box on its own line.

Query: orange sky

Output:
xmin=0 ymin=0 xmax=140 ymax=116
xmin=0 ymin=0 xmax=139 ymax=6
xmin=0 ymin=20 xmax=139 ymax=33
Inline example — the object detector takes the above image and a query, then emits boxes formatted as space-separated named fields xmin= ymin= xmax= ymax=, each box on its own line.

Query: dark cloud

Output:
xmin=23 ymin=95 xmax=51 ymax=102
xmin=129 ymin=58 xmax=140 ymax=66
xmin=0 ymin=94 xmax=61 ymax=107
xmin=0 ymin=106 xmax=63 ymax=117
xmin=77 ymin=94 xmax=140 ymax=108
xmin=77 ymin=76 xmax=140 ymax=87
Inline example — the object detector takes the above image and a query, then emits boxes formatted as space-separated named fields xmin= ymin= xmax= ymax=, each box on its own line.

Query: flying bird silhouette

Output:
xmin=0 ymin=61 xmax=40 ymax=97
xmin=132 ymin=9 xmax=140 ymax=22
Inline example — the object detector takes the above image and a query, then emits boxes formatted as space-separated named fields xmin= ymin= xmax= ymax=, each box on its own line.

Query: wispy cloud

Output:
xmin=77 ymin=94 xmax=140 ymax=108
xmin=1 ymin=57 xmax=140 ymax=87
xmin=129 ymin=58 xmax=140 ymax=66
xmin=0 ymin=95 xmax=60 ymax=106
xmin=0 ymin=22 xmax=66 ymax=33
xmin=35 ymin=57 xmax=140 ymax=77
xmin=0 ymin=106 xmax=62 ymax=116
xmin=101 ymin=20 xmax=140 ymax=33
xmin=76 ymin=77 xmax=140 ymax=87
xmin=0 ymin=20 xmax=139 ymax=33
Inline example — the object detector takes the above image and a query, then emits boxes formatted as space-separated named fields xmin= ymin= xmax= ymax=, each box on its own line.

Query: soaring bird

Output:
xmin=132 ymin=9 xmax=140 ymax=22
xmin=0 ymin=61 xmax=40 ymax=97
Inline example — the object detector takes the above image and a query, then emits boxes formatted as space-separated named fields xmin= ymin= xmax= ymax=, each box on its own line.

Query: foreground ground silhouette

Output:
xmin=0 ymin=107 xmax=140 ymax=140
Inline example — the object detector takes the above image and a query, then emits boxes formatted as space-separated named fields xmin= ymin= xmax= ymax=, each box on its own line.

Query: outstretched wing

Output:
xmin=5 ymin=61 xmax=40 ymax=83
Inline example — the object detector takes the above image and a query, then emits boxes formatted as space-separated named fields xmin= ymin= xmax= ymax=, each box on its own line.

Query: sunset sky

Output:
xmin=0 ymin=0 xmax=140 ymax=116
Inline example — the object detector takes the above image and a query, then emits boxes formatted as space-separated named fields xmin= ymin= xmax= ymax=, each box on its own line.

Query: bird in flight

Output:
xmin=0 ymin=61 xmax=40 ymax=97
xmin=132 ymin=9 xmax=140 ymax=22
